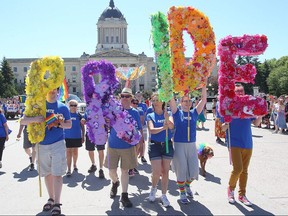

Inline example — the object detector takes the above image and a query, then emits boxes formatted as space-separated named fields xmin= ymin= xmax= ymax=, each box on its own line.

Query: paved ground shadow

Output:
xmin=13 ymin=167 xmax=38 ymax=182
xmin=106 ymin=192 xmax=184 ymax=215
xmin=234 ymin=201 xmax=274 ymax=215
xmin=63 ymin=170 xmax=86 ymax=188
xmin=81 ymin=173 xmax=110 ymax=191
xmin=0 ymin=171 xmax=6 ymax=176
xmin=203 ymin=171 xmax=221 ymax=185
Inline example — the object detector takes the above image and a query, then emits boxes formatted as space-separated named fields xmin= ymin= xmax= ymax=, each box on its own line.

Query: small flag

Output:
xmin=45 ymin=113 xmax=57 ymax=125
xmin=58 ymin=78 xmax=69 ymax=102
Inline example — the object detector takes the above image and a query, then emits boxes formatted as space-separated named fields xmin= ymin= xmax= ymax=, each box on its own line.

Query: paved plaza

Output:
xmin=0 ymin=113 xmax=287 ymax=215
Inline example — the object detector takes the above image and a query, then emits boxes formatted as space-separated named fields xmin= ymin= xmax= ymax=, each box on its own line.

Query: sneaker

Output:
xmin=238 ymin=195 xmax=252 ymax=206
xmin=180 ymin=193 xmax=189 ymax=204
xmin=120 ymin=192 xmax=133 ymax=208
xmin=148 ymin=187 xmax=157 ymax=202
xmin=110 ymin=180 xmax=120 ymax=198
xmin=73 ymin=167 xmax=78 ymax=172
xmin=161 ymin=194 xmax=170 ymax=207
xmin=128 ymin=169 xmax=134 ymax=177
xmin=227 ymin=187 xmax=235 ymax=204
xmin=88 ymin=164 xmax=97 ymax=173
xmin=66 ymin=171 xmax=72 ymax=177
xmin=28 ymin=163 xmax=35 ymax=171
xmin=99 ymin=169 xmax=105 ymax=179
xmin=133 ymin=168 xmax=139 ymax=174
xmin=141 ymin=156 xmax=147 ymax=163
xmin=186 ymin=186 xmax=193 ymax=198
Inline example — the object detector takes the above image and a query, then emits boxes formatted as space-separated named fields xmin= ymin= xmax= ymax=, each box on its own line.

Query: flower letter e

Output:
xmin=218 ymin=35 xmax=268 ymax=122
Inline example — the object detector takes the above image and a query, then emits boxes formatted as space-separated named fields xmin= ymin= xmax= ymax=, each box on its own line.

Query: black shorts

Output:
xmin=23 ymin=127 xmax=33 ymax=149
xmin=85 ymin=133 xmax=105 ymax=151
xmin=65 ymin=138 xmax=82 ymax=148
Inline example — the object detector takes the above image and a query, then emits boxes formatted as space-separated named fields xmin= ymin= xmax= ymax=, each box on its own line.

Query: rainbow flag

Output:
xmin=58 ymin=77 xmax=69 ymax=102
xmin=45 ymin=113 xmax=57 ymax=125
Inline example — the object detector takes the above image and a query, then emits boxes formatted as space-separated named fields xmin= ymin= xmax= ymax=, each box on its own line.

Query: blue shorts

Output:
xmin=148 ymin=140 xmax=174 ymax=160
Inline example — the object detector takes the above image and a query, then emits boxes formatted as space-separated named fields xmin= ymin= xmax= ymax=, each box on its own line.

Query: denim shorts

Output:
xmin=148 ymin=140 xmax=174 ymax=160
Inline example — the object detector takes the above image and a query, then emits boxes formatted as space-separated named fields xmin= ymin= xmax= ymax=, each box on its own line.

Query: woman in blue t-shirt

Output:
xmin=169 ymin=83 xmax=207 ymax=204
xmin=146 ymin=93 xmax=174 ymax=208
xmin=64 ymin=100 xmax=85 ymax=176
xmin=0 ymin=108 xmax=9 ymax=168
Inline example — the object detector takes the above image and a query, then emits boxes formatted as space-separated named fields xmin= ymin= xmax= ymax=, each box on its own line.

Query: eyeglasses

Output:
xmin=152 ymin=99 xmax=159 ymax=102
xmin=133 ymin=102 xmax=139 ymax=105
xmin=121 ymin=95 xmax=131 ymax=98
xmin=70 ymin=104 xmax=77 ymax=107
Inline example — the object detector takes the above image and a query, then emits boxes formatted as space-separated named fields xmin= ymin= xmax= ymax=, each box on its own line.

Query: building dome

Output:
xmin=98 ymin=0 xmax=125 ymax=21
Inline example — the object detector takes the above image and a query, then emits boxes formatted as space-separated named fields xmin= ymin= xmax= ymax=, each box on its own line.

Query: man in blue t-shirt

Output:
xmin=222 ymin=84 xmax=262 ymax=207
xmin=20 ymin=88 xmax=71 ymax=215
xmin=104 ymin=87 xmax=143 ymax=208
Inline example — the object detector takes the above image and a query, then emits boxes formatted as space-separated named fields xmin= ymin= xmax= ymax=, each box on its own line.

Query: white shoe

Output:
xmin=161 ymin=194 xmax=170 ymax=207
xmin=227 ymin=187 xmax=235 ymax=204
xmin=239 ymin=195 xmax=253 ymax=206
xmin=148 ymin=187 xmax=157 ymax=202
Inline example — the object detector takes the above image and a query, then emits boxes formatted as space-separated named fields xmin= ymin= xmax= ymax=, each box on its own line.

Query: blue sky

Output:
xmin=0 ymin=0 xmax=287 ymax=62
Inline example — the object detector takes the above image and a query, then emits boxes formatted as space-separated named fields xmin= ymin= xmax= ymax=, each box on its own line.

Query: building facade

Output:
xmin=7 ymin=0 xmax=157 ymax=99
xmin=7 ymin=0 xmax=219 ymax=99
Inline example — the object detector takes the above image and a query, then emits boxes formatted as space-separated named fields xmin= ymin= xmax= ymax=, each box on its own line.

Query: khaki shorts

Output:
xmin=104 ymin=146 xmax=137 ymax=170
xmin=36 ymin=140 xmax=67 ymax=177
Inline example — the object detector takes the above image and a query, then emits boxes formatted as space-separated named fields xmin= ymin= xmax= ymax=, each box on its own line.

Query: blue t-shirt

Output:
xmin=109 ymin=108 xmax=142 ymax=149
xmin=137 ymin=102 xmax=147 ymax=125
xmin=64 ymin=112 xmax=83 ymax=139
xmin=137 ymin=102 xmax=147 ymax=114
xmin=173 ymin=108 xmax=199 ymax=142
xmin=0 ymin=113 xmax=7 ymax=137
xmin=136 ymin=108 xmax=144 ymax=117
xmin=223 ymin=118 xmax=254 ymax=149
xmin=40 ymin=101 xmax=71 ymax=145
xmin=145 ymin=106 xmax=153 ymax=120
xmin=147 ymin=111 xmax=173 ymax=142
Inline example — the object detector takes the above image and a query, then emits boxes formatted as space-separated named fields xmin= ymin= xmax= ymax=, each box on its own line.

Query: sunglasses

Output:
xmin=70 ymin=104 xmax=77 ymax=107
xmin=133 ymin=102 xmax=139 ymax=105
xmin=121 ymin=95 xmax=131 ymax=98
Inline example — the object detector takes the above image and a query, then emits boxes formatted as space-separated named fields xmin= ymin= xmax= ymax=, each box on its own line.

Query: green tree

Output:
xmin=267 ymin=65 xmax=288 ymax=96
xmin=258 ymin=60 xmax=271 ymax=93
xmin=0 ymin=57 xmax=17 ymax=97
xmin=0 ymin=71 xmax=4 ymax=96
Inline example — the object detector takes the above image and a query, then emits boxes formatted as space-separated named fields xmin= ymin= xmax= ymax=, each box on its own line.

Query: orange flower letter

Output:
xmin=168 ymin=6 xmax=216 ymax=95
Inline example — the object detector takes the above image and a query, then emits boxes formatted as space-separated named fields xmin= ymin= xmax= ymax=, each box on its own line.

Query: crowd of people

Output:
xmin=0 ymin=85 xmax=288 ymax=215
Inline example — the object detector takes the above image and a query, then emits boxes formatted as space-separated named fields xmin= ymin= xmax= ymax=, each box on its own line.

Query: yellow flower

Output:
xmin=24 ymin=56 xmax=64 ymax=143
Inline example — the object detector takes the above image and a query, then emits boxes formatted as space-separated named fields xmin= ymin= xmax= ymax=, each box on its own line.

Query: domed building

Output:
xmin=7 ymin=0 xmax=157 ymax=97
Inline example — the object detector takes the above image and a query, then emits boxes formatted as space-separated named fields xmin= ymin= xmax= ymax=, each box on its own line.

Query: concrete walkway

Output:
xmin=0 ymin=113 xmax=287 ymax=215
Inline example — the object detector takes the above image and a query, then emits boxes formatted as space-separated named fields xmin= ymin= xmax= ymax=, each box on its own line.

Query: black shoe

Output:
xmin=141 ymin=156 xmax=147 ymax=163
xmin=99 ymin=169 xmax=105 ymax=179
xmin=133 ymin=168 xmax=139 ymax=174
xmin=28 ymin=163 xmax=35 ymax=171
xmin=120 ymin=192 xmax=133 ymax=208
xmin=88 ymin=165 xmax=97 ymax=173
xmin=110 ymin=180 xmax=120 ymax=198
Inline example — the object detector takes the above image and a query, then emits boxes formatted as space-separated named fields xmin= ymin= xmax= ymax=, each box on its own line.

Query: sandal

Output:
xmin=43 ymin=198 xmax=54 ymax=211
xmin=51 ymin=203 xmax=62 ymax=216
